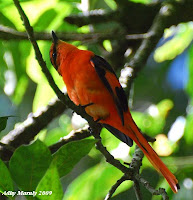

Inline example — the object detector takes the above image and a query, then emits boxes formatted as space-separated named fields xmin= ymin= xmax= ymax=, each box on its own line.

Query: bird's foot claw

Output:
xmin=94 ymin=118 xmax=102 ymax=123
xmin=80 ymin=102 xmax=94 ymax=109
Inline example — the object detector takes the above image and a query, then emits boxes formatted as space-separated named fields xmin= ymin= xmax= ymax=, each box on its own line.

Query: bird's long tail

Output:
xmin=124 ymin=114 xmax=179 ymax=193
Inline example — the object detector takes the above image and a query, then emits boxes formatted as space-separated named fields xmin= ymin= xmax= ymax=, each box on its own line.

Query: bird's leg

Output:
xmin=88 ymin=126 xmax=101 ymax=137
xmin=94 ymin=118 xmax=102 ymax=123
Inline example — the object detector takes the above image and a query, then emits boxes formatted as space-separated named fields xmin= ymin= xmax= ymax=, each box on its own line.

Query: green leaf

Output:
xmin=9 ymin=140 xmax=52 ymax=195
xmin=63 ymin=163 xmax=123 ymax=200
xmin=44 ymin=115 xmax=72 ymax=146
xmin=0 ymin=159 xmax=14 ymax=199
xmin=52 ymin=139 xmax=96 ymax=177
xmin=132 ymin=99 xmax=174 ymax=137
xmin=59 ymin=0 xmax=80 ymax=2
xmin=36 ymin=162 xmax=63 ymax=200
xmin=0 ymin=12 xmax=16 ymax=28
xmin=186 ymin=43 xmax=193 ymax=97
xmin=100 ymin=128 xmax=121 ymax=151
xmin=34 ymin=9 xmax=57 ymax=31
xmin=0 ymin=116 xmax=14 ymax=132
xmin=184 ymin=112 xmax=193 ymax=145
xmin=154 ymin=23 xmax=193 ymax=63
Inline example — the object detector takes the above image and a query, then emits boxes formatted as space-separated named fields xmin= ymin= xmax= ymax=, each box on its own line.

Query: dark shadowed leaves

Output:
xmin=9 ymin=140 xmax=52 ymax=195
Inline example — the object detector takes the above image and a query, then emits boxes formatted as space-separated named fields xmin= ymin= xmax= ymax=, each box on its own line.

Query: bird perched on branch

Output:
xmin=50 ymin=31 xmax=179 ymax=193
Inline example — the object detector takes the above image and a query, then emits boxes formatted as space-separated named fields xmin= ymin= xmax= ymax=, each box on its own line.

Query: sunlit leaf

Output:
xmin=186 ymin=43 xmax=193 ymax=97
xmin=44 ymin=115 xmax=72 ymax=146
xmin=132 ymin=111 xmax=165 ymax=137
xmin=156 ymin=99 xmax=174 ymax=118
xmin=44 ymin=128 xmax=67 ymax=146
xmin=132 ymin=99 xmax=174 ymax=137
xmin=0 ymin=12 xmax=16 ymax=28
xmin=154 ymin=23 xmax=193 ymax=63
xmin=104 ymin=0 xmax=117 ymax=10
xmin=129 ymin=0 xmax=151 ymax=3
xmin=13 ymin=75 xmax=28 ymax=104
xmin=100 ymin=128 xmax=121 ymax=151
xmin=153 ymin=134 xmax=173 ymax=156
xmin=34 ymin=9 xmax=57 ymax=31
xmin=0 ymin=159 xmax=14 ymax=199
xmin=49 ymin=1 xmax=74 ymax=31
xmin=59 ymin=0 xmax=81 ymax=2
xmin=184 ymin=112 xmax=193 ymax=145
xmin=103 ymin=40 xmax=112 ymax=52
xmin=36 ymin=162 xmax=63 ymax=200
xmin=63 ymin=163 xmax=122 ymax=200
xmin=33 ymin=82 xmax=56 ymax=112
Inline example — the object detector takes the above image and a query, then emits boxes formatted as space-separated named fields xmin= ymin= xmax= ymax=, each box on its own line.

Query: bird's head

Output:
xmin=50 ymin=31 xmax=60 ymax=72
xmin=50 ymin=31 xmax=78 ymax=75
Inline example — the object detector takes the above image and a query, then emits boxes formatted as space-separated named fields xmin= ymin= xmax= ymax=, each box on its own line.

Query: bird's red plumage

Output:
xmin=50 ymin=34 xmax=179 ymax=193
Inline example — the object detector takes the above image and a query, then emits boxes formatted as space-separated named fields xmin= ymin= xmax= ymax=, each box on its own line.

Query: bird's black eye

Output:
xmin=51 ymin=46 xmax=58 ymax=70
xmin=52 ymin=46 xmax=57 ymax=66
xmin=52 ymin=52 xmax=57 ymax=60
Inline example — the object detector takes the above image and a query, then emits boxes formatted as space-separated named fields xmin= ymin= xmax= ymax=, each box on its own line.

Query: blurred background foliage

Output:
xmin=0 ymin=0 xmax=193 ymax=199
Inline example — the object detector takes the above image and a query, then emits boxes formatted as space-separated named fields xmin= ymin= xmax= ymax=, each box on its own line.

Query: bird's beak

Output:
xmin=51 ymin=31 xmax=58 ymax=44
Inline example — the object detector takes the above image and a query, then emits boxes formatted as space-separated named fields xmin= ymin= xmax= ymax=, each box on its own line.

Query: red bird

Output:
xmin=50 ymin=31 xmax=179 ymax=193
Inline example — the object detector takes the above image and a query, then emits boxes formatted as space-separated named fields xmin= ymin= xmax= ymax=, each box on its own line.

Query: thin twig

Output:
xmin=0 ymin=25 xmax=119 ymax=42
xmin=130 ymin=146 xmax=144 ymax=171
xmin=0 ymin=25 xmax=146 ymax=42
xmin=65 ymin=1 xmax=192 ymax=32
xmin=133 ymin=180 xmax=143 ymax=200
xmin=135 ymin=175 xmax=169 ymax=200
xmin=12 ymin=0 xmax=98 ymax=135
xmin=129 ymin=146 xmax=144 ymax=200
xmin=89 ymin=125 xmax=130 ymax=174
xmin=12 ymin=0 xmax=69 ymax=104
xmin=121 ymin=0 xmax=193 ymax=94
xmin=49 ymin=126 xmax=91 ymax=154
xmin=104 ymin=175 xmax=128 ymax=200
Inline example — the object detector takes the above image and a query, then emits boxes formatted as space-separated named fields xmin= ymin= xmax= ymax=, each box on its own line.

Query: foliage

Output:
xmin=0 ymin=0 xmax=193 ymax=200
xmin=1 ymin=139 xmax=96 ymax=199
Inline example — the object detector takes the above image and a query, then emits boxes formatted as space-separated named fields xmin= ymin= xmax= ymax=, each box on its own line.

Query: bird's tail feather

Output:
xmin=124 ymin=115 xmax=179 ymax=193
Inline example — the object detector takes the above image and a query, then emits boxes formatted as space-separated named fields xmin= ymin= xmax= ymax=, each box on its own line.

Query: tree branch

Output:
xmin=0 ymin=25 xmax=146 ymax=43
xmin=49 ymin=126 xmax=91 ymax=154
xmin=12 ymin=0 xmax=73 ymax=106
xmin=89 ymin=125 xmax=130 ymax=174
xmin=0 ymin=98 xmax=67 ymax=160
xmin=12 ymin=0 xmax=99 ymax=130
xmin=64 ymin=2 xmax=161 ymax=33
xmin=130 ymin=146 xmax=143 ymax=200
xmin=104 ymin=174 xmax=128 ymax=200
xmin=121 ymin=0 xmax=192 ymax=93
xmin=135 ymin=175 xmax=169 ymax=200
xmin=0 ymin=25 xmax=116 ymax=42
xmin=133 ymin=180 xmax=143 ymax=200
xmin=65 ymin=0 xmax=192 ymax=33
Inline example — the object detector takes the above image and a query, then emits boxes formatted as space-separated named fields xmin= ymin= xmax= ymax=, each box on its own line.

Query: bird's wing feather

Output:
xmin=90 ymin=55 xmax=128 ymax=125
xmin=90 ymin=55 xmax=133 ymax=146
